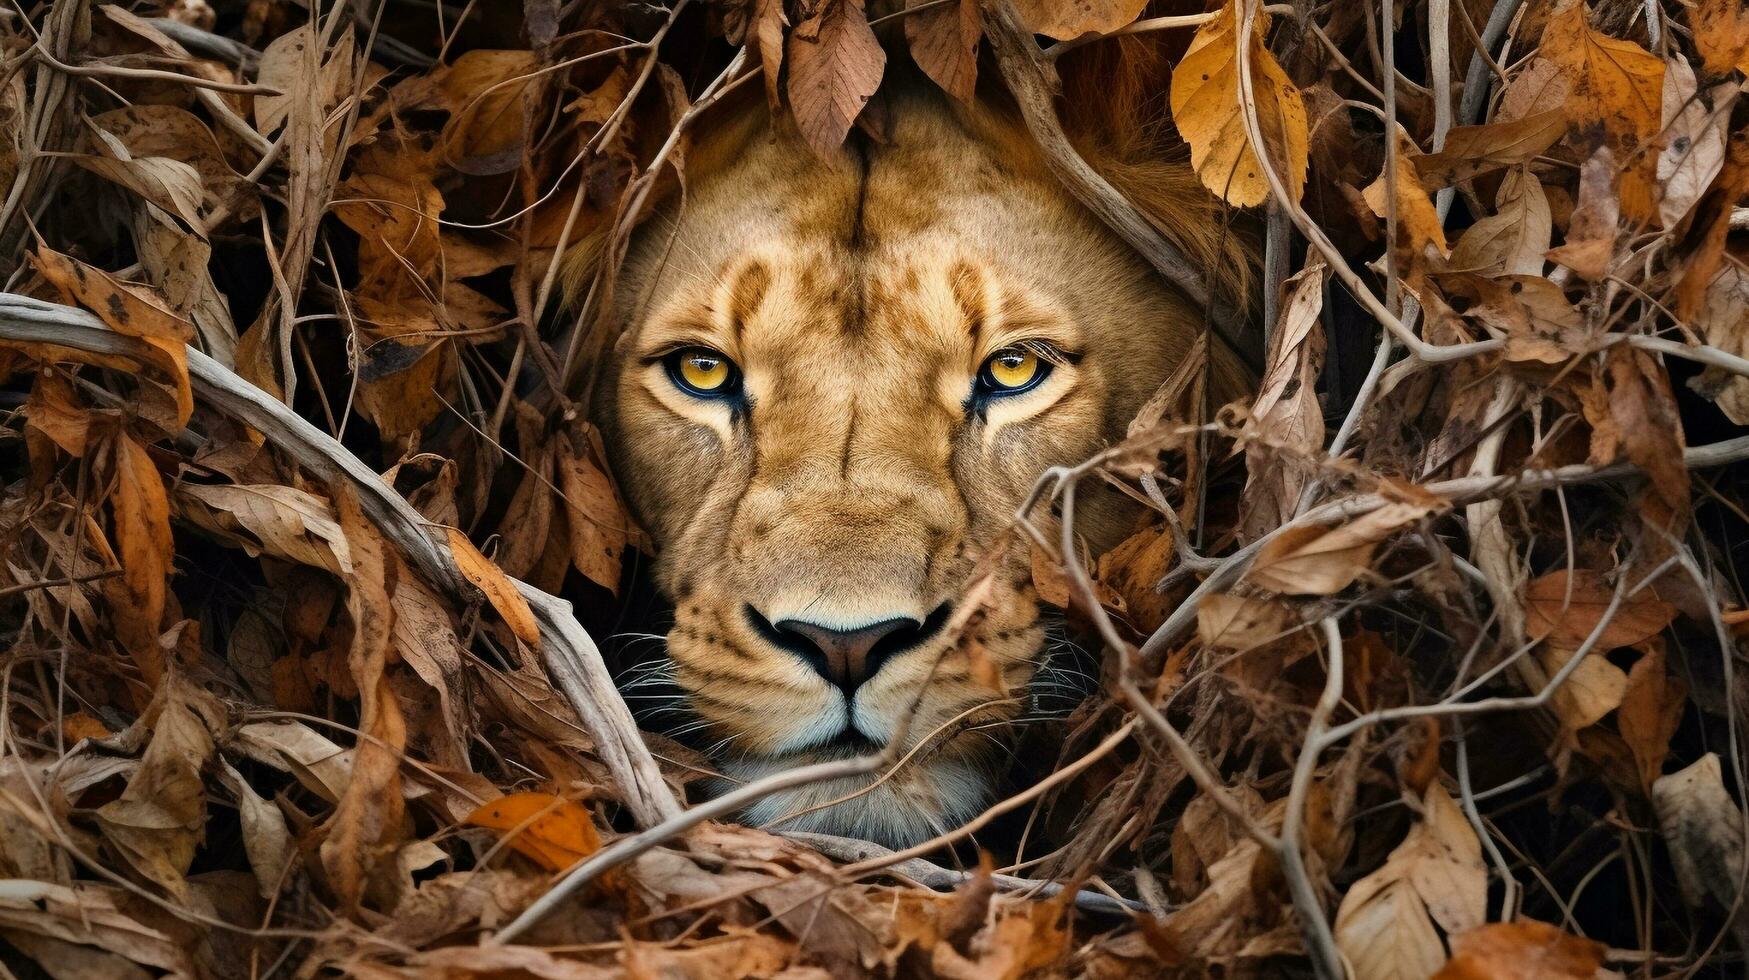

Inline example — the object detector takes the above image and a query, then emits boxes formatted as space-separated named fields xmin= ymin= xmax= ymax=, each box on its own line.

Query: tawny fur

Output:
xmin=582 ymin=81 xmax=1249 ymax=847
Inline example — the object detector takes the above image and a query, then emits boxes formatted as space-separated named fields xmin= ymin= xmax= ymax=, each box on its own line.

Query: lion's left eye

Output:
xmin=664 ymin=347 xmax=740 ymax=398
xmin=977 ymin=347 xmax=1050 ymax=396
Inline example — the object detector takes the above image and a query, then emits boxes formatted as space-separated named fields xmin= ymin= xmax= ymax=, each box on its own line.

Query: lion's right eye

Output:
xmin=663 ymin=347 xmax=741 ymax=398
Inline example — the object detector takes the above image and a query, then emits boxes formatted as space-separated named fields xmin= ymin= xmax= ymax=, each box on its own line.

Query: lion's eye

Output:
xmin=977 ymin=347 xmax=1050 ymax=396
xmin=664 ymin=347 xmax=740 ymax=398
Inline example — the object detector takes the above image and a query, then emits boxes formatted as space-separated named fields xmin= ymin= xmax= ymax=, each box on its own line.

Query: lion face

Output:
xmin=597 ymin=89 xmax=1217 ymax=846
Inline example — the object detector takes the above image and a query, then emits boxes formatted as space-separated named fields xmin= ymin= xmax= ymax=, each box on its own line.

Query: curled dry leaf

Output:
xmin=1241 ymin=253 xmax=1327 ymax=539
xmin=1617 ymin=643 xmax=1687 ymax=793
xmin=466 ymin=792 xmax=604 ymax=872
xmin=786 ymin=0 xmax=886 ymax=159
xmin=1688 ymin=261 xmax=1749 ymax=424
xmin=446 ymin=527 xmax=543 ymax=648
xmin=1169 ymin=0 xmax=1308 ymax=207
xmin=1545 ymin=142 xmax=1619 ymax=281
xmin=1245 ymin=501 xmax=1440 ymax=596
xmin=1450 ymin=168 xmax=1551 ymax=277
xmin=1434 ymin=920 xmax=1605 ymax=979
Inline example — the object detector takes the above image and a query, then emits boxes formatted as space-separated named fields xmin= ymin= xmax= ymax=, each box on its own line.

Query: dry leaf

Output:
xmin=1545 ymin=142 xmax=1618 ymax=280
xmin=1363 ymin=132 xmax=1448 ymax=259
xmin=445 ymin=527 xmax=542 ymax=648
xmin=786 ymin=0 xmax=886 ymax=158
xmin=466 ymin=792 xmax=604 ymax=872
xmin=1617 ymin=643 xmax=1686 ymax=792
xmin=33 ymin=248 xmax=195 ymax=427
xmin=1241 ymin=254 xmax=1327 ymax=538
xmin=1691 ymin=0 xmax=1749 ymax=77
xmin=1450 ymin=168 xmax=1551 ymax=276
xmin=1434 ymin=920 xmax=1605 ymax=979
xmin=1196 ymin=593 xmax=1295 ymax=650
xmin=907 ymin=0 xmax=979 ymax=103
xmin=1653 ymin=754 xmax=1747 ymax=913
xmin=1414 ymin=110 xmax=1568 ymax=189
xmin=1540 ymin=0 xmax=1665 ymax=221
xmin=1688 ymin=261 xmax=1749 ymax=423
xmin=1335 ymin=785 xmax=1485 ymax=979
xmin=1655 ymin=56 xmax=1732 ymax=230
xmin=1169 ymin=0 xmax=1309 ymax=207
xmin=1539 ymin=643 xmax=1629 ymax=731
xmin=557 ymin=427 xmax=635 ymax=597
xmin=176 ymin=483 xmax=353 ymax=575
xmin=1523 ymin=569 xmax=1676 ymax=649
xmin=109 ymin=434 xmax=173 ymax=670
xmin=1246 ymin=502 xmax=1438 ymax=596
xmin=93 ymin=676 xmax=218 ymax=902
xmin=439 ymin=50 xmax=540 ymax=175
xmin=1011 ymin=0 xmax=1147 ymax=40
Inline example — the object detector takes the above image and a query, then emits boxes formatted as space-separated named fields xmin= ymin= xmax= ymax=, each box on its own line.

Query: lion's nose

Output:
xmin=751 ymin=603 xmax=951 ymax=694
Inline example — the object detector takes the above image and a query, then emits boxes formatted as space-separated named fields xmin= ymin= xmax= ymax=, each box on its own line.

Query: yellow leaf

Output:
xmin=1363 ymin=132 xmax=1448 ymax=258
xmin=466 ymin=791 xmax=603 ymax=872
xmin=446 ymin=527 xmax=542 ymax=649
xmin=1540 ymin=0 xmax=1665 ymax=220
xmin=1169 ymin=0 xmax=1308 ymax=207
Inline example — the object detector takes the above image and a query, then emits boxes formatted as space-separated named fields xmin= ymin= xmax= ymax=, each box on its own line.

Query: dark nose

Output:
xmin=749 ymin=603 xmax=951 ymax=693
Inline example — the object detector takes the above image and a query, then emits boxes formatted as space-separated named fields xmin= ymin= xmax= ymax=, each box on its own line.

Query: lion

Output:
xmin=579 ymin=57 xmax=1252 ymax=847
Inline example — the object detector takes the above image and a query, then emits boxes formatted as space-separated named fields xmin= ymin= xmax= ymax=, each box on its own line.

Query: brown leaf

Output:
xmin=907 ymin=0 xmax=979 ymax=103
xmin=557 ymin=426 xmax=635 ymax=597
xmin=1618 ymin=643 xmax=1687 ymax=793
xmin=320 ymin=487 xmax=406 ymax=914
xmin=1655 ymin=56 xmax=1732 ymax=230
xmin=1414 ymin=110 xmax=1569 ymax=189
xmin=1691 ymin=0 xmax=1749 ymax=77
xmin=216 ymin=760 xmax=296 ymax=900
xmin=1605 ymin=346 xmax=1690 ymax=530
xmin=93 ymin=675 xmax=218 ymax=901
xmin=1434 ymin=920 xmax=1605 ymax=979
xmin=175 ymin=483 xmax=352 ymax=575
xmin=1450 ymin=168 xmax=1551 ymax=277
xmin=751 ymin=0 xmax=788 ymax=112
xmin=439 ymin=50 xmax=541 ymax=175
xmin=1539 ymin=643 xmax=1629 ymax=731
xmin=1523 ymin=569 xmax=1677 ymax=649
xmin=1540 ymin=0 xmax=1665 ymax=221
xmin=33 ymin=248 xmax=194 ymax=427
xmin=446 ymin=527 xmax=542 ymax=649
xmin=786 ymin=0 xmax=886 ymax=158
xmin=1545 ymin=141 xmax=1619 ymax=280
xmin=1246 ymin=501 xmax=1439 ymax=596
xmin=1012 ymin=0 xmax=1147 ymax=39
xmin=1170 ymin=0 xmax=1308 ymax=207
xmin=1688 ymin=261 xmax=1749 ymax=423
xmin=1196 ymin=593 xmax=1295 ymax=650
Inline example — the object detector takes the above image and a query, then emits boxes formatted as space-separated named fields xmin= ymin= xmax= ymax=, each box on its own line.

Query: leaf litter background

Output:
xmin=0 ymin=0 xmax=1748 ymax=976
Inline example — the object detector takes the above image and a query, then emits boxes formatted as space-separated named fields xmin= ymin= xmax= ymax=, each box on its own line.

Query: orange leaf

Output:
xmin=445 ymin=528 xmax=542 ymax=649
xmin=1540 ymin=0 xmax=1665 ymax=221
xmin=466 ymin=792 xmax=602 ymax=872
xmin=1435 ymin=920 xmax=1604 ymax=979
xmin=109 ymin=434 xmax=173 ymax=687
xmin=33 ymin=248 xmax=194 ymax=427
xmin=1691 ymin=0 xmax=1749 ymax=77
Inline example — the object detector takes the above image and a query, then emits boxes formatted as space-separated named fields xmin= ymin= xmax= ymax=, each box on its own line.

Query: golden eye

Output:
xmin=979 ymin=347 xmax=1048 ymax=395
xmin=665 ymin=347 xmax=739 ymax=397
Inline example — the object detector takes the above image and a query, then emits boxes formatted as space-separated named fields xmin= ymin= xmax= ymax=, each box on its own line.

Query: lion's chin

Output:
xmin=718 ymin=749 xmax=992 ymax=850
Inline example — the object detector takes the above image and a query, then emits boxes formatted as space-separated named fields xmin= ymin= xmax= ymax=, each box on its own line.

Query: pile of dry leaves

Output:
xmin=0 ymin=0 xmax=1747 ymax=975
